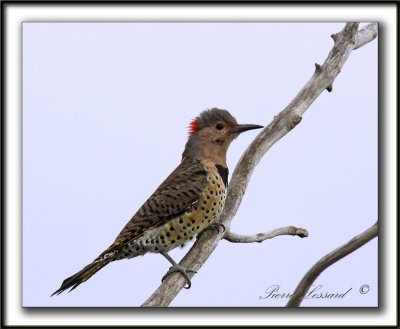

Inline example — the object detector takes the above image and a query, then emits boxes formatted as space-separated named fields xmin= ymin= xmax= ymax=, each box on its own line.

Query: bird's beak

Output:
xmin=230 ymin=124 xmax=263 ymax=134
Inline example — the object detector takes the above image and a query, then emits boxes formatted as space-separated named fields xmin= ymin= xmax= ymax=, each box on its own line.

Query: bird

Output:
xmin=52 ymin=108 xmax=263 ymax=295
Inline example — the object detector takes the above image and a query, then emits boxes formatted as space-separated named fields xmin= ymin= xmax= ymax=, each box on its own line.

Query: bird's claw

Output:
xmin=196 ymin=222 xmax=226 ymax=241
xmin=161 ymin=264 xmax=197 ymax=289
xmin=206 ymin=221 xmax=226 ymax=234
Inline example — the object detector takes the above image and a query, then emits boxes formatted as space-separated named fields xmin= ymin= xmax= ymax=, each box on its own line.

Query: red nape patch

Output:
xmin=188 ymin=118 xmax=200 ymax=137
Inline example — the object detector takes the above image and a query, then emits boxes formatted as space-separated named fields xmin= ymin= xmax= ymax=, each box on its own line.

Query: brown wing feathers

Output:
xmin=51 ymin=158 xmax=206 ymax=295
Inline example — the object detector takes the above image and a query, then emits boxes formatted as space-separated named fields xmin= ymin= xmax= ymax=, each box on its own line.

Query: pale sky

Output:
xmin=22 ymin=22 xmax=377 ymax=307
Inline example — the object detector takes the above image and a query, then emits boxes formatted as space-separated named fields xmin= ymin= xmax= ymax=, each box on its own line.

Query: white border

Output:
xmin=5 ymin=3 xmax=397 ymax=326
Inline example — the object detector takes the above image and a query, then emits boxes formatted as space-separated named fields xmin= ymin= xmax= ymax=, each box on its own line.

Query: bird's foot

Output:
xmin=205 ymin=221 xmax=226 ymax=234
xmin=161 ymin=264 xmax=197 ymax=289
xmin=196 ymin=222 xmax=226 ymax=241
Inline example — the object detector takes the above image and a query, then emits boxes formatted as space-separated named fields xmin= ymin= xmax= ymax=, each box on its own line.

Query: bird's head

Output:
xmin=182 ymin=108 xmax=263 ymax=165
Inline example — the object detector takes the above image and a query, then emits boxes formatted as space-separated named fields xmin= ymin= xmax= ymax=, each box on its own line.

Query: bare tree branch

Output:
xmin=224 ymin=226 xmax=309 ymax=243
xmin=354 ymin=23 xmax=378 ymax=49
xmin=141 ymin=22 xmax=378 ymax=307
xmin=286 ymin=222 xmax=378 ymax=307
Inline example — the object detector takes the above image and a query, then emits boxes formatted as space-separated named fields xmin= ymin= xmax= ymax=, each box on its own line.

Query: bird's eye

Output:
xmin=216 ymin=123 xmax=224 ymax=130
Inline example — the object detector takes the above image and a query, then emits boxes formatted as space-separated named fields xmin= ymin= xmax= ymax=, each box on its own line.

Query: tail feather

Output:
xmin=51 ymin=248 xmax=117 ymax=296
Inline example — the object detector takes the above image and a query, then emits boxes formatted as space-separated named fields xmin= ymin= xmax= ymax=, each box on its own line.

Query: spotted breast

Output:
xmin=120 ymin=161 xmax=228 ymax=257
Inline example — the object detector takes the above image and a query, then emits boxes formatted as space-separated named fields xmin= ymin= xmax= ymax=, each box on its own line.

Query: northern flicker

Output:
xmin=52 ymin=108 xmax=262 ymax=295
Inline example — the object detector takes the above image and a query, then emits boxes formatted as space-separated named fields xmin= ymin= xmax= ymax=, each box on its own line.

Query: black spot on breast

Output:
xmin=215 ymin=164 xmax=229 ymax=187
